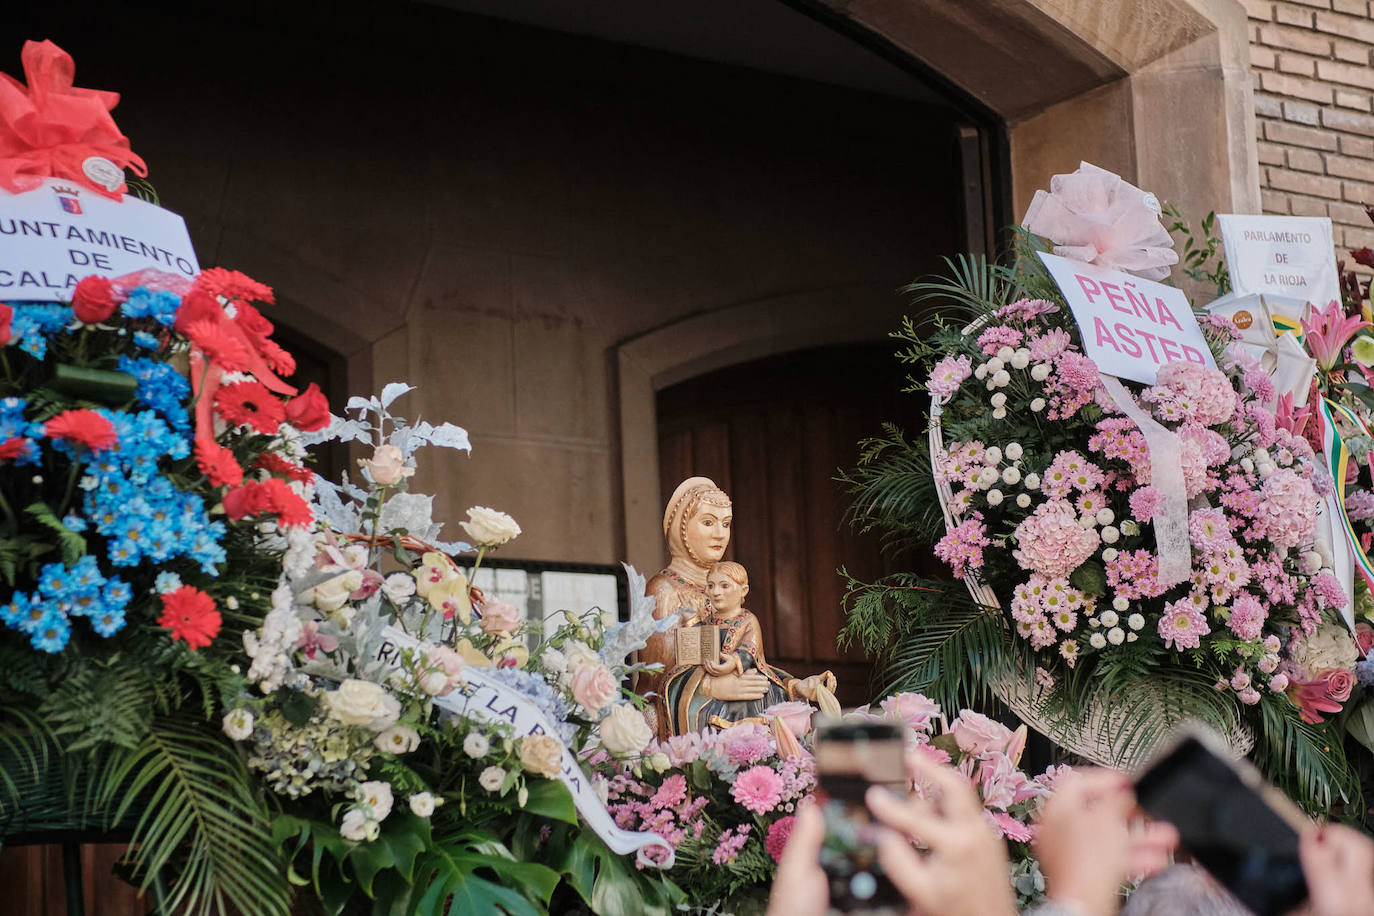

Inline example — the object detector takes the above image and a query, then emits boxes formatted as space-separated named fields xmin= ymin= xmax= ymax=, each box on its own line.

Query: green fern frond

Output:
xmin=1254 ymin=699 xmax=1354 ymax=813
xmin=23 ymin=502 xmax=86 ymax=565
xmin=92 ymin=714 xmax=290 ymax=916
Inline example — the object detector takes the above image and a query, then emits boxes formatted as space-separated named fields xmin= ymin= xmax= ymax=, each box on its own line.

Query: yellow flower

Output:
xmin=414 ymin=551 xmax=459 ymax=598
xmin=455 ymin=638 xmax=493 ymax=668
xmin=491 ymin=638 xmax=529 ymax=668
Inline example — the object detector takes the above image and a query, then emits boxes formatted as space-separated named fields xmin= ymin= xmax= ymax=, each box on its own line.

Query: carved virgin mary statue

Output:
xmin=638 ymin=477 xmax=836 ymax=738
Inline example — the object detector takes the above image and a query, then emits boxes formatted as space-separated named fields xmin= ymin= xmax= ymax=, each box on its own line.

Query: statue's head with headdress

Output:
xmin=663 ymin=476 xmax=732 ymax=569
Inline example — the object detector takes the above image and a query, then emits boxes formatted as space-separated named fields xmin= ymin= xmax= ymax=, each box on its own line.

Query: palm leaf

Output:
xmin=873 ymin=601 xmax=1013 ymax=710
xmin=901 ymin=253 xmax=1013 ymax=318
xmin=91 ymin=714 xmax=289 ymax=916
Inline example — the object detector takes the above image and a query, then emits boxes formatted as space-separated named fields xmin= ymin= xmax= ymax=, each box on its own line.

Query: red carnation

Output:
xmin=223 ymin=481 xmax=272 ymax=519
xmin=195 ymin=438 xmax=243 ymax=487
xmin=258 ymin=339 xmax=296 ymax=376
xmin=158 ymin=586 xmax=221 ymax=650
xmin=222 ymin=477 xmax=312 ymax=528
xmin=284 ymin=383 xmax=330 ymax=431
xmin=215 ymin=380 xmax=286 ymax=433
xmin=196 ymin=267 xmax=274 ymax=305
xmin=173 ymin=286 xmax=225 ymax=334
xmin=233 ymin=302 xmax=274 ymax=343
xmin=44 ymin=409 xmax=118 ymax=451
xmin=0 ymin=304 xmax=11 ymax=346
xmin=0 ymin=437 xmax=32 ymax=462
xmin=72 ymin=275 xmax=119 ymax=323
xmin=254 ymin=452 xmax=313 ymax=483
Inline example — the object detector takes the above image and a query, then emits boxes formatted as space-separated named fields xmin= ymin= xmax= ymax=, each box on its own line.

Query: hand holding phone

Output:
xmin=1133 ymin=729 xmax=1309 ymax=916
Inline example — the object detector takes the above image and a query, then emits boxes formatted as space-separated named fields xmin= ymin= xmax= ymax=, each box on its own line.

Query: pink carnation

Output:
xmin=721 ymin=723 xmax=775 ymax=766
xmin=651 ymin=774 xmax=688 ymax=810
xmin=765 ymin=815 xmax=796 ymax=862
xmin=731 ymin=765 xmax=784 ymax=815
xmin=1312 ymin=571 xmax=1348 ymax=610
xmin=1158 ymin=598 xmax=1211 ymax=650
xmin=1013 ymin=500 xmax=1100 ymax=579
xmin=1129 ymin=486 xmax=1165 ymax=521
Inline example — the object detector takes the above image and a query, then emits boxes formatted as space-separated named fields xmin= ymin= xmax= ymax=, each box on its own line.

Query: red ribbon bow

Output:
xmin=0 ymin=39 xmax=147 ymax=199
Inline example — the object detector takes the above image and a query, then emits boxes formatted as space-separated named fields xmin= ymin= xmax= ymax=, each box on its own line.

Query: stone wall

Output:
xmin=1244 ymin=0 xmax=1374 ymax=253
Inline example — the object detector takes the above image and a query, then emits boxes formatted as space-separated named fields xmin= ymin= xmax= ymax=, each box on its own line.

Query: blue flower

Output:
xmin=133 ymin=331 xmax=161 ymax=350
xmin=30 ymin=610 xmax=71 ymax=653
xmin=15 ymin=596 xmax=54 ymax=634
xmin=37 ymin=562 xmax=73 ymax=600
xmin=61 ymin=513 xmax=87 ymax=532
xmin=117 ymin=356 xmax=191 ymax=430
xmin=90 ymin=606 xmax=125 ymax=638
xmin=154 ymin=572 xmax=183 ymax=594
xmin=103 ymin=578 xmax=132 ymax=609
xmin=121 ymin=287 xmax=180 ymax=325
xmin=0 ymin=592 xmax=32 ymax=627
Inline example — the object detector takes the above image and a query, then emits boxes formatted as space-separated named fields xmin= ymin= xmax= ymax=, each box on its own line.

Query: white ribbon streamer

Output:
xmin=375 ymin=626 xmax=674 ymax=867
xmin=1098 ymin=375 xmax=1191 ymax=588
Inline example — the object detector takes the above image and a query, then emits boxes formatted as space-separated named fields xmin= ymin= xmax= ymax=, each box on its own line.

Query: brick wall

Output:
xmin=1245 ymin=0 xmax=1374 ymax=255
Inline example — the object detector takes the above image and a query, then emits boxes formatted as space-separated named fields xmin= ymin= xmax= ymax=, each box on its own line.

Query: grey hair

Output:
xmin=1120 ymin=865 xmax=1255 ymax=916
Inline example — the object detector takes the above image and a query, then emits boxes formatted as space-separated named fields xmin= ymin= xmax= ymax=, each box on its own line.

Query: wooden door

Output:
xmin=656 ymin=343 xmax=930 ymax=707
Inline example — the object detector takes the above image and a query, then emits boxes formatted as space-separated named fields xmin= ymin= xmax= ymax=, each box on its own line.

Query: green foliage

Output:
xmin=553 ymin=829 xmax=685 ymax=916
xmin=90 ymin=713 xmax=290 ymax=916
xmin=1255 ymin=698 xmax=1356 ymax=813
xmin=1165 ymin=205 xmax=1230 ymax=299
xmin=838 ymin=423 xmax=945 ymax=547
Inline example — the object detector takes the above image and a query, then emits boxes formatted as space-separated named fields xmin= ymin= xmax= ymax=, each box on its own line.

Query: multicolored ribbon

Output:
xmin=1272 ymin=313 xmax=1304 ymax=342
xmin=1315 ymin=396 xmax=1374 ymax=595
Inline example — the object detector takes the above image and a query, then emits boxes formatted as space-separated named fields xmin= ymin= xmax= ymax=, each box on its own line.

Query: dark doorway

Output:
xmin=656 ymin=343 xmax=930 ymax=707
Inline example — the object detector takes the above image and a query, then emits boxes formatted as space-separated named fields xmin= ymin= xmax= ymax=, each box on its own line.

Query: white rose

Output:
xmin=324 ymin=679 xmax=397 ymax=727
xmin=382 ymin=573 xmax=417 ymax=604
xmin=357 ymin=780 xmax=394 ymax=821
xmin=307 ymin=571 xmax=363 ymax=611
xmin=460 ymin=506 xmax=522 ymax=548
xmin=600 ymin=703 xmax=653 ymax=756
xmin=222 ymin=708 xmax=254 ymax=741
xmin=563 ymin=641 xmax=600 ymax=675
xmin=374 ymin=725 xmax=420 ymax=755
xmin=479 ymin=766 xmax=506 ymax=792
xmin=409 ymin=792 xmax=439 ymax=818
xmin=463 ymin=732 xmax=490 ymax=758
xmin=340 ymin=809 xmax=372 ymax=842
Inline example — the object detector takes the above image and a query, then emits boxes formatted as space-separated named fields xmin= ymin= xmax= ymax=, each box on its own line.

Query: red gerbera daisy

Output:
xmin=195 ymin=438 xmax=243 ymax=487
xmin=158 ymin=586 xmax=221 ymax=650
xmin=233 ymin=302 xmax=274 ymax=344
xmin=257 ymin=339 xmax=296 ymax=377
xmin=254 ymin=452 xmax=313 ymax=483
xmin=172 ymin=287 xmax=226 ymax=334
xmin=44 ymin=409 xmax=118 ymax=451
xmin=262 ymin=477 xmax=313 ymax=528
xmin=196 ymin=267 xmax=275 ymax=305
xmin=0 ymin=436 xmax=33 ymax=462
xmin=184 ymin=319 xmax=252 ymax=372
xmin=215 ymin=380 xmax=286 ymax=434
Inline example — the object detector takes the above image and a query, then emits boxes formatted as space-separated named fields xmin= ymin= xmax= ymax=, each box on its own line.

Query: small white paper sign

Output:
xmin=1038 ymin=252 xmax=1216 ymax=385
xmin=1218 ymin=214 xmax=1340 ymax=310
xmin=0 ymin=177 xmax=199 ymax=301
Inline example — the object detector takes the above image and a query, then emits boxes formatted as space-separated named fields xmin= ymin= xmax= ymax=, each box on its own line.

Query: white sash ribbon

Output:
xmin=375 ymin=625 xmax=674 ymax=867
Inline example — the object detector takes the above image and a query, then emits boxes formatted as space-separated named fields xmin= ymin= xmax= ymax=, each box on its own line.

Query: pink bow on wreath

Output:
xmin=0 ymin=39 xmax=147 ymax=199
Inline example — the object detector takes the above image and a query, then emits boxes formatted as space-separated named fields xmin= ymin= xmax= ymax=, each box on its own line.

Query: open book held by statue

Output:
xmin=637 ymin=476 xmax=838 ymax=738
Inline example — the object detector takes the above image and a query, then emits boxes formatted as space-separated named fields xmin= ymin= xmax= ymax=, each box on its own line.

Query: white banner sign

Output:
xmin=1218 ymin=214 xmax=1340 ymax=310
xmin=374 ymin=626 xmax=673 ymax=867
xmin=1038 ymin=252 xmax=1216 ymax=385
xmin=0 ymin=177 xmax=199 ymax=300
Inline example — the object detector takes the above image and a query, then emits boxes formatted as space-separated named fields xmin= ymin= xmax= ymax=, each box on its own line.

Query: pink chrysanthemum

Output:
xmin=1312 ymin=571 xmax=1348 ymax=610
xmin=1158 ymin=598 xmax=1211 ymax=650
xmin=1028 ymin=328 xmax=1072 ymax=362
xmin=1228 ymin=593 xmax=1267 ymax=642
xmin=928 ymin=354 xmax=973 ymax=402
xmin=935 ymin=516 xmax=991 ymax=580
xmin=765 ymin=816 xmax=796 ymax=862
xmin=997 ymin=298 xmax=1060 ymax=323
xmin=651 ymin=774 xmax=688 ymax=810
xmin=976 ymin=325 xmax=1024 ymax=355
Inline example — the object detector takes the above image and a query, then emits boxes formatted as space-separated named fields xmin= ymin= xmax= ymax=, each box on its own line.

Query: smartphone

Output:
xmin=1133 ymin=728 xmax=1309 ymax=916
xmin=814 ymin=718 xmax=909 ymax=915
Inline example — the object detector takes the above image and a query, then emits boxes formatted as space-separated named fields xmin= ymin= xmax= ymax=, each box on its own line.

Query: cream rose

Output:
xmin=571 ymin=664 xmax=619 ymax=716
xmin=415 ymin=644 xmax=465 ymax=696
xmin=361 ymin=444 xmax=414 ymax=486
xmin=563 ymin=641 xmax=600 ymax=675
xmin=325 ymin=679 xmax=399 ymax=727
xmin=518 ymin=734 xmax=564 ymax=778
xmin=460 ymin=506 xmax=522 ymax=548
xmin=600 ymin=703 xmax=653 ymax=756
xmin=307 ymin=570 xmax=363 ymax=612
xmin=949 ymin=710 xmax=1013 ymax=756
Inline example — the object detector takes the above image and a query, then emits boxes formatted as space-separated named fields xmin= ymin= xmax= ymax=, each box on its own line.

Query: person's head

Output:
xmin=706 ymin=561 xmax=748 ymax=614
xmin=663 ymin=477 xmax=732 ymax=569
xmin=1120 ymin=864 xmax=1254 ymax=916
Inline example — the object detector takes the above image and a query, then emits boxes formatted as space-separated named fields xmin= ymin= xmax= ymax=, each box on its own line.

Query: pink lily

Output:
xmin=295 ymin=620 xmax=338 ymax=660
xmin=1272 ymin=392 xmax=1312 ymax=438
xmin=1301 ymin=299 xmax=1371 ymax=371
xmin=1288 ymin=676 xmax=1344 ymax=724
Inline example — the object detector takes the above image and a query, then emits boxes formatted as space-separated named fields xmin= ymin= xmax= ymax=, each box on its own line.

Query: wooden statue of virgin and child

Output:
xmin=636 ymin=476 xmax=839 ymax=739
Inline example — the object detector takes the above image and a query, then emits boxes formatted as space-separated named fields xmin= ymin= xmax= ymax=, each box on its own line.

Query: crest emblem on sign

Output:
xmin=52 ymin=185 xmax=82 ymax=215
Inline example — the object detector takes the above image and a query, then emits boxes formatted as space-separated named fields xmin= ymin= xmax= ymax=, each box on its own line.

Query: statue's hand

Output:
xmin=791 ymin=674 xmax=834 ymax=702
xmin=704 ymin=670 xmax=770 ymax=701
